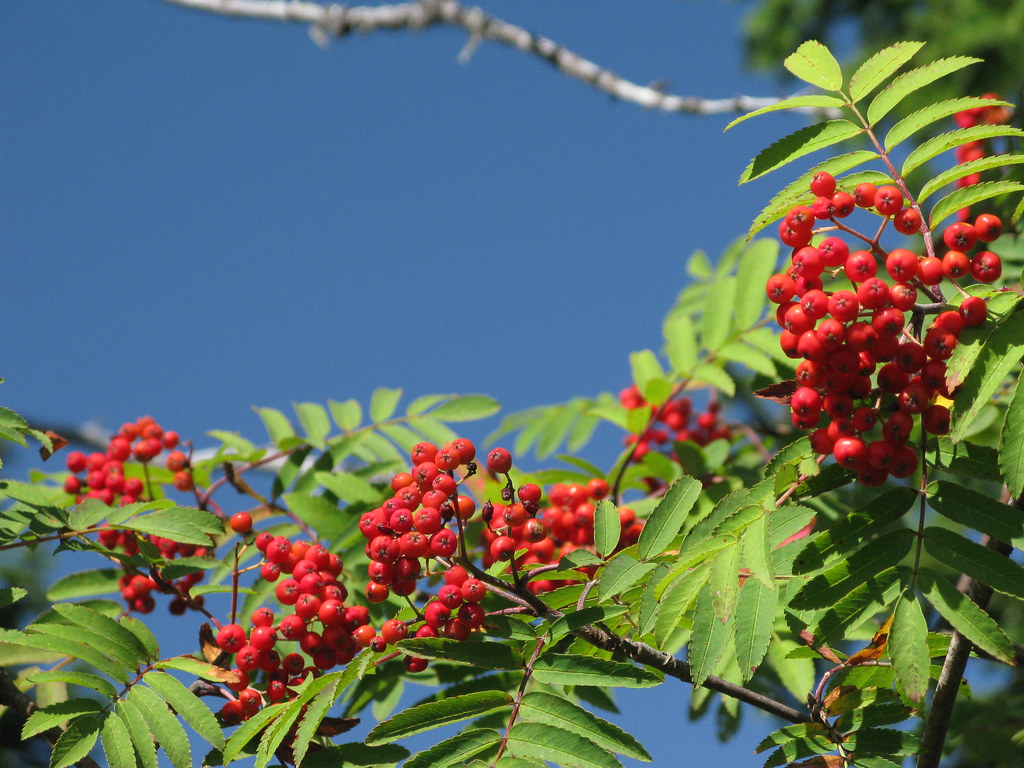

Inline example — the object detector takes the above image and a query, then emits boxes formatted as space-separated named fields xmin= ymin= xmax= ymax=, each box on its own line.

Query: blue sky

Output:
xmin=3 ymin=1 xmax=814 ymax=765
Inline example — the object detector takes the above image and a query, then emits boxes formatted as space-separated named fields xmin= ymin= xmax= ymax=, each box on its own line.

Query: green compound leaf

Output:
xmin=929 ymin=180 xmax=1024 ymax=230
xmin=520 ymin=692 xmax=651 ymax=761
xmin=593 ymin=498 xmax=620 ymax=559
xmin=369 ymin=386 xmax=403 ymax=423
xmin=885 ymin=97 xmax=1009 ymax=150
xmin=129 ymin=685 xmax=191 ymax=768
xmin=867 ymin=56 xmax=980 ymax=125
xmin=843 ymin=727 xmax=922 ymax=756
xmin=637 ymin=475 xmax=701 ymax=560
xmin=99 ymin=711 xmax=135 ymax=768
xmin=52 ymin=602 xmax=149 ymax=666
xmin=531 ymin=654 xmax=662 ymax=688
xmin=688 ymin=583 xmax=732 ymax=686
xmin=22 ymin=699 xmax=103 ymax=740
xmin=663 ymin=313 xmax=698 ymax=375
xmin=121 ymin=507 xmax=222 ymax=546
xmin=903 ymin=124 xmax=1024 ymax=176
xmin=51 ymin=713 xmax=101 ymax=768
xmin=115 ymin=699 xmax=157 ymax=768
xmin=328 ymin=398 xmax=362 ymax=432
xmin=404 ymin=728 xmax=501 ymax=768
xmin=254 ymin=406 xmax=296 ymax=447
xmin=945 ymin=291 xmax=1022 ymax=392
xmin=754 ymin=722 xmax=832 ymax=754
xmin=701 ymin=275 xmax=737 ymax=353
xmin=8 ymin=625 xmax=130 ymax=684
xmin=366 ymin=691 xmax=513 ymax=746
xmin=654 ymin=563 xmax=711 ymax=648
xmin=423 ymin=394 xmax=500 ymax=422
xmin=733 ymin=239 xmax=780 ymax=330
xmin=221 ymin=701 xmax=285 ymax=764
xmin=1001 ymin=381 xmax=1024 ymax=497
xmin=395 ymin=638 xmax=521 ymax=670
xmin=725 ymin=94 xmax=846 ymax=131
xmin=284 ymin=676 xmax=343 ymax=768
xmin=709 ymin=537 xmax=741 ymax=622
xmin=142 ymin=670 xmax=224 ymax=749
xmin=927 ymin=481 xmax=1024 ymax=544
xmin=27 ymin=670 xmax=118 ymax=700
xmin=849 ymin=41 xmax=924 ymax=102
xmin=733 ymin=577 xmax=777 ymax=683
xmin=507 ymin=722 xmax=622 ymax=768
xmin=891 ymin=589 xmax=930 ymax=703
xmin=919 ymin=153 xmax=1024 ymax=202
xmin=293 ymin=401 xmax=330 ymax=448
xmin=598 ymin=552 xmax=656 ymax=602
xmin=739 ymin=120 xmax=864 ymax=184
xmin=784 ymin=40 xmax=843 ymax=91
xmin=302 ymin=743 xmax=410 ymax=767
xmin=629 ymin=349 xmax=667 ymax=406
xmin=924 ymin=526 xmax=1024 ymax=598
xmin=920 ymin=569 xmax=1015 ymax=664
xmin=46 ymin=568 xmax=120 ymax=601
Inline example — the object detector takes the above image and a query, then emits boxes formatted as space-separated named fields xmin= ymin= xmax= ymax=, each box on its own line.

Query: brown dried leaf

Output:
xmin=39 ymin=430 xmax=68 ymax=460
xmin=785 ymin=757 xmax=845 ymax=768
xmin=822 ymin=685 xmax=859 ymax=715
xmin=845 ymin=613 xmax=894 ymax=666
xmin=754 ymin=379 xmax=799 ymax=403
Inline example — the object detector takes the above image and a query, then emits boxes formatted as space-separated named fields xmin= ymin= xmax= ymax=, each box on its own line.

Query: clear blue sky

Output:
xmin=3 ymin=2 xmax=812 ymax=765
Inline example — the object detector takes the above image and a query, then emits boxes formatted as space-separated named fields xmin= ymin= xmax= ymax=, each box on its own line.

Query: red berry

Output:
xmin=217 ymin=624 xmax=247 ymax=653
xmin=874 ymin=185 xmax=904 ymax=216
xmin=975 ymin=213 xmax=1002 ymax=242
xmin=486 ymin=448 xmax=513 ymax=475
xmin=809 ymin=171 xmax=837 ymax=197
xmin=959 ymin=296 xmax=988 ymax=326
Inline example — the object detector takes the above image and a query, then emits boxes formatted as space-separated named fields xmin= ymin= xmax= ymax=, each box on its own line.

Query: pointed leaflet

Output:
xmin=919 ymin=570 xmax=1015 ymax=664
xmin=919 ymin=153 xmax=1024 ymax=202
xmin=637 ymin=475 xmax=701 ymax=560
xmin=866 ymin=56 xmax=980 ymax=125
xmin=531 ymin=654 xmax=662 ymax=688
xmin=930 ymin=180 xmax=1024 ymax=229
xmin=733 ymin=239 xmax=780 ymax=330
xmin=743 ymin=513 xmax=774 ymax=588
xmin=927 ymin=481 xmax=1024 ymax=545
xmin=701 ymin=275 xmax=737 ymax=353
xmin=142 ymin=670 xmax=224 ymax=749
xmin=654 ymin=564 xmax=711 ymax=648
xmin=329 ymin=398 xmax=362 ymax=432
xmin=519 ymin=692 xmax=651 ymax=761
xmin=1000 ymin=381 xmax=1024 ymax=497
xmin=947 ymin=307 xmax=1024 ymax=441
xmin=99 ymin=711 xmax=135 ymax=768
xmin=740 ymin=120 xmax=863 ymax=184
xmin=884 ymin=97 xmax=1010 ymax=150
xmin=905 ymin=123 xmax=1024 ymax=175
xmin=114 ymin=699 xmax=156 ymax=768
xmin=506 ymin=722 xmax=621 ymax=768
xmin=597 ymin=553 xmax=656 ymax=602
xmin=663 ymin=313 xmax=698 ymax=376
xmin=22 ymin=699 xmax=103 ymax=739
xmin=52 ymin=602 xmax=149 ymax=664
xmin=11 ymin=625 xmax=130 ymax=683
xmin=944 ymin=290 xmax=1022 ymax=392
xmin=890 ymin=589 xmax=929 ymax=702
xmin=293 ymin=401 xmax=330 ymax=448
xmin=271 ymin=675 xmax=340 ymax=768
xmin=709 ymin=537 xmax=741 ymax=622
xmin=27 ymin=670 xmax=117 ymax=700
xmin=688 ymin=583 xmax=732 ymax=686
xmin=221 ymin=699 xmax=286 ymax=764
xmin=629 ymin=350 xmax=669 ymax=406
xmin=849 ymin=41 xmax=924 ymax=102
xmin=366 ymin=691 xmax=513 ymax=745
xmin=129 ymin=685 xmax=191 ymax=768
xmin=254 ymin=406 xmax=295 ymax=447
xmin=369 ymin=387 xmax=403 ymax=422
xmin=404 ymin=729 xmax=501 ymax=768
xmin=594 ymin=498 xmax=620 ymax=558
xmin=734 ymin=578 xmax=777 ymax=683
xmin=394 ymin=638 xmax=520 ymax=670
xmin=50 ymin=714 xmax=102 ymax=768
xmin=725 ymin=94 xmax=846 ymax=131
xmin=924 ymin=526 xmax=1024 ymax=598
xmin=784 ymin=40 xmax=843 ymax=91
xmin=46 ymin=568 xmax=120 ymax=601
xmin=122 ymin=507 xmax=223 ymax=546
xmin=423 ymin=394 xmax=500 ymax=422
xmin=691 ymin=362 xmax=735 ymax=396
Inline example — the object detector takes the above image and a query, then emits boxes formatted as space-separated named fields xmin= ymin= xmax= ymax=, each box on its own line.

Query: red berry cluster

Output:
xmin=767 ymin=171 xmax=1003 ymax=485
xmin=618 ymin=385 xmax=730 ymax=462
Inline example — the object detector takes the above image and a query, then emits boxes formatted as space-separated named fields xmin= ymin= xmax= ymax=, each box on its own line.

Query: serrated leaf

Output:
xmin=903 ymin=124 xmax=1024 ymax=175
xmin=369 ymin=387 xmax=402 ymax=423
xmin=928 ymin=481 xmax=1024 ymax=545
xmin=424 ymin=394 xmax=500 ymax=422
xmin=725 ymin=94 xmax=846 ymax=131
xmin=404 ymin=728 xmax=501 ymax=768
xmin=654 ymin=563 xmax=710 ymax=648
xmin=548 ymin=606 xmax=630 ymax=644
xmin=948 ymin=308 xmax=1024 ymax=440
xmin=23 ymin=698 xmax=103 ymax=739
xmin=115 ymin=699 xmax=156 ymax=768
xmin=520 ymin=692 xmax=650 ymax=761
xmin=891 ymin=588 xmax=929 ymax=703
xmin=867 ymin=56 xmax=980 ymax=125
xmin=709 ymin=537 xmax=741 ymax=622
xmin=254 ymin=406 xmax=295 ymax=447
xmin=282 ymin=491 xmax=348 ymax=544
xmin=920 ymin=569 xmax=1014 ymax=664
xmin=142 ymin=670 xmax=224 ymax=749
xmin=638 ymin=475 xmax=701 ymax=560
xmin=593 ymin=499 xmax=620 ymax=559
xmin=886 ymin=97 xmax=1009 ymax=150
xmin=754 ymin=722 xmax=832 ymax=754
xmin=366 ymin=691 xmax=512 ymax=745
xmin=790 ymin=529 xmax=915 ymax=609
xmin=784 ymin=40 xmax=843 ymax=91
xmin=740 ymin=120 xmax=863 ymax=184
xmin=849 ymin=41 xmax=924 ymax=102
xmin=395 ymin=638 xmax=520 ymax=669
xmin=507 ymin=722 xmax=621 ymax=768
xmin=155 ymin=656 xmax=241 ymax=685
xmin=129 ymin=685 xmax=191 ymax=768
xmin=27 ymin=670 xmax=117 ymax=699
xmin=51 ymin=713 xmax=101 ymax=768
xmin=842 ymin=728 xmax=921 ymax=756
xmin=121 ymin=508 xmax=221 ymax=546
xmin=221 ymin=701 xmax=283 ymax=764
xmin=743 ymin=514 xmax=774 ymax=588
xmin=688 ymin=583 xmax=732 ymax=686
xmin=920 ymin=152 xmax=1024 ymax=202
xmin=924 ymin=526 xmax=1024 ymax=597
xmin=531 ymin=654 xmax=662 ymax=688
xmin=930 ymin=180 xmax=1024 ymax=229
xmin=294 ymin=401 xmax=330 ymax=448
xmin=597 ymin=553 xmax=656 ymax=602
xmin=46 ymin=569 xmax=120 ymax=601
xmin=99 ymin=711 xmax=135 ymax=768
xmin=51 ymin=603 xmax=147 ymax=667
xmin=734 ymin=577 xmax=777 ymax=682
xmin=1001 ymin=381 xmax=1024 ymax=497
xmin=945 ymin=291 xmax=1022 ymax=390
xmin=14 ymin=626 xmax=129 ymax=683
xmin=691 ymin=362 xmax=735 ymax=396
xmin=289 ymin=677 xmax=343 ymax=767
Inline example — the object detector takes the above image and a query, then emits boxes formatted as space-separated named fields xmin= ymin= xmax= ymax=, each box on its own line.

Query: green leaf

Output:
xmin=129 ymin=685 xmax=191 ymax=768
xmin=314 ymin=470 xmax=381 ymax=505
xmin=51 ymin=713 xmax=101 ymax=768
xmin=867 ymin=56 xmax=980 ymax=125
xmin=783 ymin=40 xmax=843 ymax=91
xmin=120 ymin=615 xmax=159 ymax=662
xmin=27 ymin=670 xmax=117 ymax=700
xmin=99 ymin=711 xmax=135 ymax=768
xmin=425 ymin=394 xmax=500 ymax=422
xmin=891 ymin=589 xmax=930 ymax=702
xmin=664 ymin=313 xmax=698 ymax=375
xmin=709 ymin=537 xmax=741 ymax=622
xmin=948 ymin=307 xmax=1024 ymax=440
xmin=548 ymin=606 xmax=630 ymax=644
xmin=733 ymin=239 xmax=780 ymax=330
xmin=688 ymin=583 xmax=732 ymax=686
xmin=115 ymin=699 xmax=157 ymax=768
xmin=520 ymin=692 xmax=650 ymax=761
xmin=507 ymin=722 xmax=621 ymax=768
xmin=404 ymin=728 xmax=501 ymax=768
xmin=1001 ymin=381 xmax=1024 ymax=497
xmin=12 ymin=626 xmax=129 ymax=683
xmin=629 ymin=350 xmax=666 ymax=403
xmin=654 ymin=564 xmax=711 ymax=648
xmin=294 ymin=401 xmax=331 ymax=448
xmin=739 ymin=120 xmax=863 ymax=183
xmin=287 ymin=677 xmax=343 ymax=767
xmin=531 ymin=654 xmax=662 ymax=688
xmin=813 ymin=568 xmax=902 ymax=647
xmin=369 ymin=387 xmax=403 ymax=423
xmin=142 ymin=670 xmax=224 ymax=749
xmin=903 ymin=124 xmax=1024 ymax=175
xmin=46 ymin=569 xmax=120 ymax=601
xmin=842 ymin=728 xmax=921 ymax=756
xmin=221 ymin=702 xmax=283 ymax=764
xmin=282 ymin=491 xmax=349 ymax=544
xmin=849 ymin=41 xmax=924 ymax=102
xmin=366 ymin=691 xmax=513 ymax=746
xmin=885 ymin=97 xmax=1009 ymax=150
xmin=51 ymin=603 xmax=148 ymax=667
xmin=303 ymin=743 xmax=410 ymax=767
xmin=638 ymin=475 xmax=701 ymax=560
xmin=945 ymin=290 xmax=1022 ymax=391
xmin=754 ymin=722 xmax=832 ymax=753
xmin=929 ymin=180 xmax=1024 ymax=229
xmin=254 ymin=406 xmax=296 ymax=447
xmin=691 ymin=362 xmax=735 ymax=396
xmin=924 ymin=526 xmax=1024 ymax=598
xmin=701 ymin=276 xmax=737 ymax=353
xmin=23 ymin=699 xmax=103 ymax=739
xmin=395 ymin=638 xmax=520 ymax=669
xmin=597 ymin=553 xmax=656 ymax=602
xmin=593 ymin=498 xmax=620 ymax=559
xmin=927 ymin=481 xmax=1024 ymax=545
xmin=742 ymin=513 xmax=774 ymax=588
xmin=207 ymin=429 xmax=258 ymax=457
xmin=920 ymin=569 xmax=1014 ymax=664
xmin=68 ymin=498 xmax=114 ymax=531
xmin=790 ymin=529 xmax=915 ymax=609
xmin=328 ymin=398 xmax=362 ymax=432
xmin=733 ymin=578 xmax=776 ymax=683
xmin=725 ymin=94 xmax=846 ymax=131
xmin=121 ymin=507 xmax=222 ymax=546
xmin=919 ymin=152 xmax=1024 ymax=202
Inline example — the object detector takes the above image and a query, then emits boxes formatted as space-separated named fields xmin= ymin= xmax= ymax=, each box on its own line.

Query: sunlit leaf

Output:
xmin=519 ymin=692 xmax=651 ymax=761
xmin=637 ymin=475 xmax=701 ymax=560
xmin=849 ymin=41 xmax=924 ymax=102
xmin=506 ymin=722 xmax=621 ymax=768
xmin=725 ymin=94 xmax=846 ymax=131
xmin=867 ymin=56 xmax=980 ymax=125
xmin=885 ymin=97 xmax=1009 ymax=150
xmin=740 ymin=121 xmax=863 ymax=184
xmin=366 ymin=691 xmax=513 ymax=745
xmin=734 ymin=578 xmax=776 ymax=682
xmin=920 ymin=569 xmax=1015 ymax=664
xmin=929 ymin=180 xmax=1024 ymax=230
xmin=784 ymin=40 xmax=843 ymax=91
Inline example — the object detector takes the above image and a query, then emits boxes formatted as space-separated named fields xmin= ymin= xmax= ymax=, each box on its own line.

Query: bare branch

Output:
xmin=158 ymin=0 xmax=815 ymax=117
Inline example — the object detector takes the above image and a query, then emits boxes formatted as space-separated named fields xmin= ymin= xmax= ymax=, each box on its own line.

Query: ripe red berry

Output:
xmin=942 ymin=251 xmax=971 ymax=279
xmin=959 ymin=296 xmax=988 ymax=326
xmin=486 ymin=447 xmax=513 ymax=475
xmin=974 ymin=213 xmax=1002 ymax=242
xmin=854 ymin=182 xmax=877 ymax=207
xmin=893 ymin=207 xmax=922 ymax=235
xmin=490 ymin=536 xmax=517 ymax=562
xmin=229 ymin=512 xmax=253 ymax=534
xmin=874 ymin=185 xmax=904 ymax=216
xmin=970 ymin=251 xmax=1002 ymax=282
xmin=809 ymin=171 xmax=837 ymax=197
xmin=833 ymin=437 xmax=867 ymax=469
xmin=217 ymin=624 xmax=247 ymax=653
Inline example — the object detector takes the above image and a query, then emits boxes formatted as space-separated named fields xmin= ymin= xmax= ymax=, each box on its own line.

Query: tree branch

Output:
xmin=157 ymin=0 xmax=825 ymax=117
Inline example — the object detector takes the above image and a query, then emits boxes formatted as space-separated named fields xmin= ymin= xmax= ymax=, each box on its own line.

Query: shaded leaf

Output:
xmin=403 ymin=729 xmax=501 ymax=768
xmin=920 ymin=152 xmax=1024 ymax=202
xmin=1000 ymin=381 xmax=1024 ymax=497
xmin=51 ymin=713 xmax=101 ymax=768
xmin=924 ymin=526 xmax=1024 ymax=598
xmin=598 ymin=553 xmax=656 ymax=602
xmin=688 ymin=583 xmax=732 ymax=686
xmin=507 ymin=722 xmax=621 ymax=768
xmin=927 ymin=481 xmax=1024 ymax=545
xmin=46 ymin=569 xmax=120 ymax=601
xmin=365 ymin=691 xmax=513 ymax=746
xmin=920 ymin=569 xmax=1015 ymax=664
xmin=394 ymin=638 xmax=520 ymax=670
xmin=129 ymin=685 xmax=191 ymax=768
xmin=890 ymin=589 xmax=929 ymax=702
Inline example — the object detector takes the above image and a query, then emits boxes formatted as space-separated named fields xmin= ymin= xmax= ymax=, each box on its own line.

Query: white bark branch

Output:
xmin=157 ymin=0 xmax=808 ymax=116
